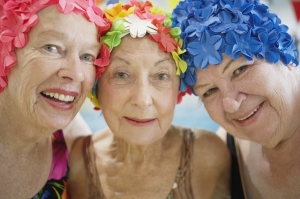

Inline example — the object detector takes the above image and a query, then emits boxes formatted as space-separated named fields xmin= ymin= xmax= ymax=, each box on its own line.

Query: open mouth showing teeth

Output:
xmin=238 ymin=106 xmax=260 ymax=121
xmin=41 ymin=91 xmax=75 ymax=102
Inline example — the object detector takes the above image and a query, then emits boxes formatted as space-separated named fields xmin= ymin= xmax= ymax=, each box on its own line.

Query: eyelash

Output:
xmin=115 ymin=72 xmax=128 ymax=79
xmin=203 ymin=87 xmax=217 ymax=98
xmin=43 ymin=44 xmax=59 ymax=53
xmin=233 ymin=65 xmax=248 ymax=76
xmin=80 ymin=54 xmax=95 ymax=63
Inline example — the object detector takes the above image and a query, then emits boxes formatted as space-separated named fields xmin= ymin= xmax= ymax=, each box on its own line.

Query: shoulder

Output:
xmin=192 ymin=128 xmax=230 ymax=168
xmin=67 ymin=136 xmax=91 ymax=199
xmin=68 ymin=136 xmax=88 ymax=171
xmin=190 ymin=128 xmax=231 ymax=198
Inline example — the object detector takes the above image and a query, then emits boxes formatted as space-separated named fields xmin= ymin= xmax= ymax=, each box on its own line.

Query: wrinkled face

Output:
xmin=98 ymin=36 xmax=180 ymax=145
xmin=3 ymin=5 xmax=99 ymax=131
xmin=193 ymin=55 xmax=300 ymax=148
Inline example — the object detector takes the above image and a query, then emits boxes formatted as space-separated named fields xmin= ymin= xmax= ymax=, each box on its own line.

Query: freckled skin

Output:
xmin=68 ymin=36 xmax=231 ymax=199
xmin=194 ymin=55 xmax=300 ymax=147
xmin=0 ymin=5 xmax=100 ymax=199
xmin=195 ymin=55 xmax=300 ymax=198
xmin=98 ymin=36 xmax=180 ymax=146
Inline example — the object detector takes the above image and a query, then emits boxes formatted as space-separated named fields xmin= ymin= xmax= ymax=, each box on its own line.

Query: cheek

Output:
xmin=83 ymin=68 xmax=96 ymax=92
xmin=204 ymin=100 xmax=223 ymax=122
xmin=156 ymin=88 xmax=178 ymax=117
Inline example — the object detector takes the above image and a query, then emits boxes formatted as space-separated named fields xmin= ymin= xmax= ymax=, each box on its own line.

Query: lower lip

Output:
xmin=43 ymin=95 xmax=74 ymax=111
xmin=235 ymin=102 xmax=264 ymax=126
xmin=124 ymin=117 xmax=156 ymax=127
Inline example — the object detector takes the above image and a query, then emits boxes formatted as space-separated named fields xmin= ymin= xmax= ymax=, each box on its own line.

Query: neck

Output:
xmin=260 ymin=131 xmax=300 ymax=165
xmin=112 ymin=135 xmax=166 ymax=171
xmin=0 ymin=108 xmax=54 ymax=154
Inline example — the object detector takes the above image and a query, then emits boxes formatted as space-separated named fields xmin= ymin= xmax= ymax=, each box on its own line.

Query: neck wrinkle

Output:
xmin=113 ymin=135 xmax=165 ymax=171
xmin=0 ymin=105 xmax=53 ymax=154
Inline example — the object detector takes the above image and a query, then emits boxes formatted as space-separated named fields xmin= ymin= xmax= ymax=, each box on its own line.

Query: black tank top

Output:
xmin=226 ymin=133 xmax=245 ymax=199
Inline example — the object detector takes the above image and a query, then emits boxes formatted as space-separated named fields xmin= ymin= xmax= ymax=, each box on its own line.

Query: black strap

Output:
xmin=227 ymin=133 xmax=245 ymax=199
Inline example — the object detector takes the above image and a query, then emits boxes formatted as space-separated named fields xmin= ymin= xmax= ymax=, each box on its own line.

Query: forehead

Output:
xmin=30 ymin=5 xmax=99 ymax=44
xmin=111 ymin=35 xmax=170 ymax=59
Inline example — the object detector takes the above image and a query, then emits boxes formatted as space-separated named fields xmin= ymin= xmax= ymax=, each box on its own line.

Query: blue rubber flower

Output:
xmin=225 ymin=30 xmax=262 ymax=61
xmin=172 ymin=0 xmax=299 ymax=92
xmin=220 ymin=0 xmax=253 ymax=23
xmin=188 ymin=30 xmax=223 ymax=68
xmin=188 ymin=6 xmax=220 ymax=39
xmin=211 ymin=10 xmax=248 ymax=34
xmin=180 ymin=66 xmax=197 ymax=92
xmin=172 ymin=1 xmax=190 ymax=27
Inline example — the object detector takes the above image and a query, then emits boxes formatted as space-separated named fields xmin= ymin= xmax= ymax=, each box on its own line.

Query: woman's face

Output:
xmin=193 ymin=55 xmax=300 ymax=147
xmin=3 ymin=5 xmax=99 ymax=131
xmin=98 ymin=36 xmax=180 ymax=145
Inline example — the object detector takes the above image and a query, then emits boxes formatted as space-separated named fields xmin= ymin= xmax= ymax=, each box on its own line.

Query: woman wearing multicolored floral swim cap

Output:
xmin=173 ymin=0 xmax=300 ymax=198
xmin=67 ymin=0 xmax=230 ymax=198
xmin=0 ymin=0 xmax=110 ymax=198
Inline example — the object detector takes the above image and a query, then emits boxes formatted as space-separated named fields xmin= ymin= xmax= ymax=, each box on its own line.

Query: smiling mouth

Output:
xmin=41 ymin=91 xmax=75 ymax=103
xmin=237 ymin=105 xmax=260 ymax=121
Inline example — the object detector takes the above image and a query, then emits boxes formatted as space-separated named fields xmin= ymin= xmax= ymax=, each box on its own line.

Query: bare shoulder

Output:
xmin=192 ymin=128 xmax=230 ymax=168
xmin=191 ymin=128 xmax=231 ymax=199
xmin=67 ymin=136 xmax=90 ymax=199
xmin=68 ymin=136 xmax=86 ymax=169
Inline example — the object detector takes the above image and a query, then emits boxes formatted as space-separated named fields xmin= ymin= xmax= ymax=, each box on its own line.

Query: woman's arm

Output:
xmin=191 ymin=129 xmax=231 ymax=199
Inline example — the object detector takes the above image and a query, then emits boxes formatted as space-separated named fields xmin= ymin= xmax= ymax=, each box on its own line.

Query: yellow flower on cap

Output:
xmin=105 ymin=2 xmax=134 ymax=22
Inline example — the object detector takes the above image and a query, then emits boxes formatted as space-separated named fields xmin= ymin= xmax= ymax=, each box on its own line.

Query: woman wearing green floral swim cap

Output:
xmin=67 ymin=1 xmax=231 ymax=198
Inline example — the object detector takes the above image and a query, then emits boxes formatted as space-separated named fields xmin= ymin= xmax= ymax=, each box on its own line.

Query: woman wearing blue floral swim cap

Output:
xmin=173 ymin=0 xmax=300 ymax=198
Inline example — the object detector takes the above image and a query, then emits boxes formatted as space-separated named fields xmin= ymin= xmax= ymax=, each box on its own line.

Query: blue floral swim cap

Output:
xmin=172 ymin=0 xmax=299 ymax=92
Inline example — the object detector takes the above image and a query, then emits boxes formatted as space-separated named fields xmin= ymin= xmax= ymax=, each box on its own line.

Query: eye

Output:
xmin=157 ymin=73 xmax=168 ymax=81
xmin=80 ymin=54 xmax=95 ymax=62
xmin=116 ymin=72 xmax=128 ymax=79
xmin=233 ymin=65 xmax=248 ymax=76
xmin=43 ymin=44 xmax=59 ymax=53
xmin=203 ymin=87 xmax=218 ymax=97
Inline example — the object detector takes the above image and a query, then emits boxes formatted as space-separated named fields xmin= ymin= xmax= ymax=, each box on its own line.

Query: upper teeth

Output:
xmin=238 ymin=106 xmax=259 ymax=121
xmin=42 ymin=92 xmax=75 ymax=102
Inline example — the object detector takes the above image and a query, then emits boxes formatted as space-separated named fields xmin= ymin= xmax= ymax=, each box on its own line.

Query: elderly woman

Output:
xmin=0 ymin=0 xmax=110 ymax=198
xmin=173 ymin=0 xmax=300 ymax=198
xmin=67 ymin=0 xmax=230 ymax=198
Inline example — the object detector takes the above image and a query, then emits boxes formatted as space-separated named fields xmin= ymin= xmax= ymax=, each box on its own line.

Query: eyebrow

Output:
xmin=38 ymin=30 xmax=101 ymax=49
xmin=194 ymin=83 xmax=208 ymax=91
xmin=222 ymin=59 xmax=235 ymax=74
xmin=154 ymin=58 xmax=172 ymax=66
xmin=111 ymin=56 xmax=130 ymax=65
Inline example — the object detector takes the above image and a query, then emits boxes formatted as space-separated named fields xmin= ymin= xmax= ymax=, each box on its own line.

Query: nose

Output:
xmin=131 ymin=77 xmax=153 ymax=108
xmin=58 ymin=57 xmax=85 ymax=82
xmin=222 ymin=87 xmax=246 ymax=113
